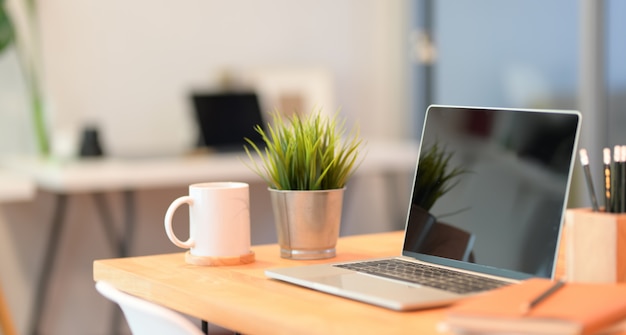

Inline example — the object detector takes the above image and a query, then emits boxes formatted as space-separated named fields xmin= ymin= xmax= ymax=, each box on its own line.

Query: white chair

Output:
xmin=95 ymin=281 xmax=204 ymax=335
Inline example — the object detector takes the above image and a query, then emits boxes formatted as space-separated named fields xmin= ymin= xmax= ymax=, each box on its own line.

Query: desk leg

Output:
xmin=92 ymin=193 xmax=120 ymax=253
xmin=201 ymin=321 xmax=241 ymax=335
xmin=92 ymin=192 xmax=125 ymax=334
xmin=115 ymin=190 xmax=135 ymax=333
xmin=29 ymin=191 xmax=137 ymax=335
xmin=92 ymin=190 xmax=136 ymax=256
xmin=121 ymin=190 xmax=135 ymax=257
xmin=93 ymin=190 xmax=136 ymax=334
xmin=29 ymin=193 xmax=68 ymax=335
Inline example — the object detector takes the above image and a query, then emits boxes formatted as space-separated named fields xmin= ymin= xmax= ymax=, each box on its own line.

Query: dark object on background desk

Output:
xmin=79 ymin=126 xmax=104 ymax=157
xmin=192 ymin=92 xmax=266 ymax=152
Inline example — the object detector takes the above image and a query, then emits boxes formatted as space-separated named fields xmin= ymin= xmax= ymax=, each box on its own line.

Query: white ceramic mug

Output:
xmin=164 ymin=182 xmax=253 ymax=264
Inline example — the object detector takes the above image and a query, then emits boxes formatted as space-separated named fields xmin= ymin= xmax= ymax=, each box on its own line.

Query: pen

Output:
xmin=520 ymin=279 xmax=566 ymax=315
xmin=579 ymin=149 xmax=599 ymax=212
xmin=619 ymin=145 xmax=626 ymax=213
xmin=612 ymin=146 xmax=621 ymax=213
xmin=604 ymin=147 xmax=612 ymax=212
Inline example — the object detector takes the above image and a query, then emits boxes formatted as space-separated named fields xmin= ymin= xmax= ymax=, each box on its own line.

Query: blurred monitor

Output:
xmin=191 ymin=92 xmax=266 ymax=152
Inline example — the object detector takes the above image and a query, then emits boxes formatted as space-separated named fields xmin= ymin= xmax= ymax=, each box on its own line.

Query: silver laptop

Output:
xmin=265 ymin=105 xmax=581 ymax=311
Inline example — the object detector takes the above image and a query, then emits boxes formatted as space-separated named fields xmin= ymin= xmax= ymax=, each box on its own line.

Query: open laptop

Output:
xmin=265 ymin=105 xmax=581 ymax=311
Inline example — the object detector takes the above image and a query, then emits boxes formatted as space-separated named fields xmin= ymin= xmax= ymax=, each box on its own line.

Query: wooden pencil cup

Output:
xmin=564 ymin=208 xmax=626 ymax=283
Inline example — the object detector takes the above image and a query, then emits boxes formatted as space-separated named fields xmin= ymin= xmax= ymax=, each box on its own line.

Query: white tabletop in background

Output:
xmin=0 ymin=140 xmax=419 ymax=194
xmin=0 ymin=169 xmax=36 ymax=202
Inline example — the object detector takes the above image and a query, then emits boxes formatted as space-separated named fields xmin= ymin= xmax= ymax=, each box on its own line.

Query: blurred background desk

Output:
xmin=0 ymin=170 xmax=35 ymax=202
xmin=0 ymin=139 xmax=418 ymax=335
xmin=2 ymin=140 xmax=418 ymax=192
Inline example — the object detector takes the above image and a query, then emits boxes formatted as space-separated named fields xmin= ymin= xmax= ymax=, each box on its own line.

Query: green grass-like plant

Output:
xmin=413 ymin=142 xmax=468 ymax=212
xmin=0 ymin=1 xmax=49 ymax=156
xmin=244 ymin=110 xmax=363 ymax=191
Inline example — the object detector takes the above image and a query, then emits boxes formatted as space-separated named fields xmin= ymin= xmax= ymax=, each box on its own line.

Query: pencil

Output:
xmin=579 ymin=149 xmax=599 ymax=212
xmin=520 ymin=279 xmax=566 ymax=315
xmin=612 ymin=146 xmax=621 ymax=213
xmin=619 ymin=145 xmax=626 ymax=213
xmin=604 ymin=147 xmax=612 ymax=212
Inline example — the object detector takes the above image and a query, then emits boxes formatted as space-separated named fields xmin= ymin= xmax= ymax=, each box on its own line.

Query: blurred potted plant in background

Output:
xmin=0 ymin=0 xmax=49 ymax=156
xmin=244 ymin=109 xmax=363 ymax=259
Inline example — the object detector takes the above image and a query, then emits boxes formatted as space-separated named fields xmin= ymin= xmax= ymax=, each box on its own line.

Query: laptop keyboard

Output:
xmin=334 ymin=259 xmax=510 ymax=294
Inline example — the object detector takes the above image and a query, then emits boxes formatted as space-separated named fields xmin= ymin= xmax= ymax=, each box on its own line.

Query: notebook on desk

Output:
xmin=265 ymin=105 xmax=582 ymax=311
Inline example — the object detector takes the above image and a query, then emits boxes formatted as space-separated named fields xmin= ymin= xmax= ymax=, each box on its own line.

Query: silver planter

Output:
xmin=269 ymin=188 xmax=345 ymax=260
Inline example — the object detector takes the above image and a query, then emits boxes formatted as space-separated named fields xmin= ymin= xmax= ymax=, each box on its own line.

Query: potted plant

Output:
xmin=244 ymin=110 xmax=363 ymax=259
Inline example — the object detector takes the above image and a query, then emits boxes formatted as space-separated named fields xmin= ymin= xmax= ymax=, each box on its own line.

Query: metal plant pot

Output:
xmin=269 ymin=188 xmax=345 ymax=260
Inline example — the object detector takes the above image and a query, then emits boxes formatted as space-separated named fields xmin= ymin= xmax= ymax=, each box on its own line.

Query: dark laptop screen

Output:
xmin=403 ymin=106 xmax=580 ymax=279
xmin=192 ymin=92 xmax=265 ymax=152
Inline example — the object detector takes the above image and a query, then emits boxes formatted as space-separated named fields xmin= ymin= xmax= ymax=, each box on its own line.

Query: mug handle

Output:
xmin=164 ymin=196 xmax=195 ymax=249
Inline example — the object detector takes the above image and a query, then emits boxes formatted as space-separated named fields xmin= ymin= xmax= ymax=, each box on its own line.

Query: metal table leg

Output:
xmin=115 ymin=190 xmax=135 ymax=333
xmin=29 ymin=193 xmax=68 ymax=335
xmin=93 ymin=193 xmax=120 ymax=253
xmin=93 ymin=189 xmax=136 ymax=256
xmin=121 ymin=190 xmax=135 ymax=257
xmin=29 ymin=190 xmax=136 ymax=335
xmin=93 ymin=190 xmax=136 ymax=334
xmin=92 ymin=192 xmax=123 ymax=333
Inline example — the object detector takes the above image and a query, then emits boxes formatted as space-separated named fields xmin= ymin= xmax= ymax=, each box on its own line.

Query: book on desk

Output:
xmin=444 ymin=278 xmax=626 ymax=335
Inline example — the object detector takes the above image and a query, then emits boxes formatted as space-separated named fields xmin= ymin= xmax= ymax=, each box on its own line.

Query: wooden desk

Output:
xmin=93 ymin=231 xmax=448 ymax=335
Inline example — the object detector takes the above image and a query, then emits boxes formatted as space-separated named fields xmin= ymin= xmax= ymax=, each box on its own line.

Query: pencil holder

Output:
xmin=564 ymin=208 xmax=626 ymax=283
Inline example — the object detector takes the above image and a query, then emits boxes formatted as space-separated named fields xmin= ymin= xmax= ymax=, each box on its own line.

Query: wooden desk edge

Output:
xmin=93 ymin=231 xmax=450 ymax=335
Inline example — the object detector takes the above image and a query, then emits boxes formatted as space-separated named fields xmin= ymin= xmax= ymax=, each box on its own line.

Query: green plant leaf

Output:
xmin=0 ymin=1 xmax=15 ymax=54
xmin=243 ymin=109 xmax=364 ymax=190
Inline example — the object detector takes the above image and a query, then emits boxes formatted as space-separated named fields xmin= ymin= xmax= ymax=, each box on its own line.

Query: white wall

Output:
xmin=32 ymin=0 xmax=412 ymax=158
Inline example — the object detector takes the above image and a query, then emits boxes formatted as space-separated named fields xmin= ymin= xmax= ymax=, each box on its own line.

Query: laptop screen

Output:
xmin=192 ymin=92 xmax=266 ymax=152
xmin=403 ymin=105 xmax=581 ymax=280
